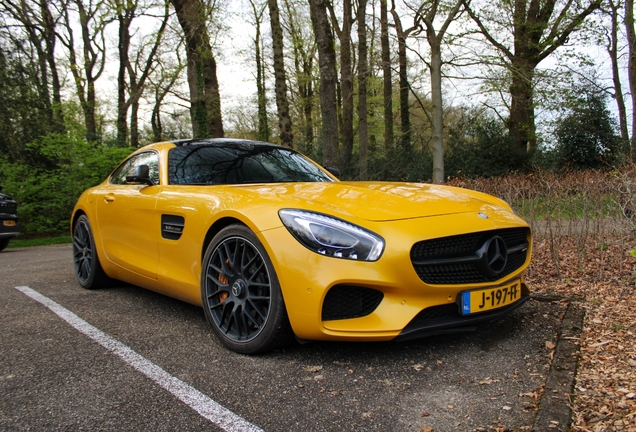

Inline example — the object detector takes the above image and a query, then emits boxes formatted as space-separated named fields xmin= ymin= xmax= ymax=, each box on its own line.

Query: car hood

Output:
xmin=234 ymin=181 xmax=510 ymax=222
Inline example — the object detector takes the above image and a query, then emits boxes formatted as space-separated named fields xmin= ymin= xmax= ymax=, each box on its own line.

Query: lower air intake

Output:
xmin=322 ymin=285 xmax=383 ymax=321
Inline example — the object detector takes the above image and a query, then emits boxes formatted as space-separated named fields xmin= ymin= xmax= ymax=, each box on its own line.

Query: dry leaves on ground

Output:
xmin=526 ymin=236 xmax=636 ymax=431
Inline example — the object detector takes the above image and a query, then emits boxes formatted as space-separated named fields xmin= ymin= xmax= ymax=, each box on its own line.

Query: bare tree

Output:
xmin=409 ymin=0 xmax=466 ymax=183
xmin=309 ymin=0 xmax=339 ymax=166
xmin=626 ymin=0 xmax=636 ymax=152
xmin=170 ymin=0 xmax=223 ymax=138
xmin=248 ymin=0 xmax=270 ymax=142
xmin=114 ymin=0 xmax=169 ymax=147
xmin=59 ymin=0 xmax=110 ymax=142
xmin=147 ymin=38 xmax=187 ymax=142
xmin=2 ymin=0 xmax=65 ymax=131
xmin=390 ymin=0 xmax=419 ymax=150
xmin=358 ymin=0 xmax=369 ymax=179
xmin=283 ymin=0 xmax=316 ymax=151
xmin=602 ymin=0 xmax=630 ymax=151
xmin=465 ymin=0 xmax=602 ymax=154
xmin=327 ymin=0 xmax=355 ymax=169
xmin=380 ymin=0 xmax=394 ymax=150
xmin=268 ymin=0 xmax=293 ymax=147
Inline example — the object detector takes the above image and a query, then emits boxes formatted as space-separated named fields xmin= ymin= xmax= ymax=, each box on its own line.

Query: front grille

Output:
xmin=411 ymin=228 xmax=530 ymax=285
xmin=322 ymin=285 xmax=383 ymax=321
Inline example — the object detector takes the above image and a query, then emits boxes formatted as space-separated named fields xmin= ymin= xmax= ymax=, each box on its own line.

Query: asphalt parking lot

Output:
xmin=1 ymin=244 xmax=568 ymax=431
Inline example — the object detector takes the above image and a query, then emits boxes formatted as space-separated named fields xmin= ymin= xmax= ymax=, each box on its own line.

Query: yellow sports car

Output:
xmin=71 ymin=139 xmax=532 ymax=354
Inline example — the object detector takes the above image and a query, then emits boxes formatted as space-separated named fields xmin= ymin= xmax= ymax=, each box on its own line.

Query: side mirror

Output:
xmin=126 ymin=165 xmax=154 ymax=186
xmin=324 ymin=165 xmax=340 ymax=179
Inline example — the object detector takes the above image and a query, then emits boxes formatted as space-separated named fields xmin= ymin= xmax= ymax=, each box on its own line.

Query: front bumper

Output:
xmin=258 ymin=211 xmax=532 ymax=342
xmin=394 ymin=292 xmax=530 ymax=341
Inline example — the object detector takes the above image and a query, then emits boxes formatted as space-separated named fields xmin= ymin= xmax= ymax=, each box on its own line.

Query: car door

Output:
xmin=96 ymin=151 xmax=161 ymax=279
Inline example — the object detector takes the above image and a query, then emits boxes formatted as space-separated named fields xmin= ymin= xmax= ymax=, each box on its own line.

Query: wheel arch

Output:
xmin=71 ymin=209 xmax=86 ymax=229
xmin=201 ymin=217 xmax=248 ymax=263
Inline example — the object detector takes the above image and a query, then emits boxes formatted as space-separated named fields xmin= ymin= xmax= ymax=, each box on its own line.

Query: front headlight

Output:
xmin=279 ymin=209 xmax=384 ymax=261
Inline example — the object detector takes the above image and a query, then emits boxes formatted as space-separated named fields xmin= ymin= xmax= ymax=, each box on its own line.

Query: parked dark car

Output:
xmin=0 ymin=185 xmax=20 ymax=251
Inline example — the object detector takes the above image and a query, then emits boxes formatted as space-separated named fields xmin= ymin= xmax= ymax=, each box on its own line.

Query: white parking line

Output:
xmin=14 ymin=286 xmax=263 ymax=432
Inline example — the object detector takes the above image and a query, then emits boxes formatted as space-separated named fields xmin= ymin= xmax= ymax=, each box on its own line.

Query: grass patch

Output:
xmin=512 ymin=195 xmax=620 ymax=221
xmin=8 ymin=235 xmax=72 ymax=248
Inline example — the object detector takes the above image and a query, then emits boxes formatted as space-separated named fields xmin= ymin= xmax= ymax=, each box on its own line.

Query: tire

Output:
xmin=0 ymin=238 xmax=9 ymax=252
xmin=73 ymin=215 xmax=110 ymax=289
xmin=201 ymin=225 xmax=294 ymax=354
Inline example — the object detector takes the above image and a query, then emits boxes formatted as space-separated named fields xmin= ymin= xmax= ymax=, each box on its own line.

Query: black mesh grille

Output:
xmin=322 ymin=285 xmax=384 ymax=321
xmin=161 ymin=215 xmax=185 ymax=240
xmin=411 ymin=228 xmax=530 ymax=285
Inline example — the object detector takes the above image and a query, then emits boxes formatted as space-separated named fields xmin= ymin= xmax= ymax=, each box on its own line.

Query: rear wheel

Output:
xmin=73 ymin=215 xmax=110 ymax=289
xmin=0 ymin=238 xmax=9 ymax=252
xmin=201 ymin=225 xmax=294 ymax=354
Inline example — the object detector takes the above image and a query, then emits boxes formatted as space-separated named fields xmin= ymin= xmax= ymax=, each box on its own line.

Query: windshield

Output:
xmin=169 ymin=144 xmax=334 ymax=185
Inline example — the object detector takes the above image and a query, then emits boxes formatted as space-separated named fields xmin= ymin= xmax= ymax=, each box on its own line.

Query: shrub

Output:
xmin=554 ymin=88 xmax=620 ymax=169
xmin=0 ymin=133 xmax=134 ymax=236
xmin=445 ymin=112 xmax=526 ymax=179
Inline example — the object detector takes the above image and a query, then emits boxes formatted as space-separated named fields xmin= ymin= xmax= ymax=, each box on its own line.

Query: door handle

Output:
xmin=104 ymin=193 xmax=115 ymax=203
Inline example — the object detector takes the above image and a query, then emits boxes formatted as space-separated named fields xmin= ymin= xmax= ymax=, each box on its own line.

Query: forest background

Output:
xmin=0 ymin=0 xmax=633 ymax=236
xmin=3 ymin=1 xmax=636 ymax=429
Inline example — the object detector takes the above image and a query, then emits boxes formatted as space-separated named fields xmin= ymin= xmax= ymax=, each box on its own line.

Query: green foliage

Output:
xmin=554 ymin=86 xmax=620 ymax=169
xmin=0 ymin=133 xmax=134 ymax=236
xmin=445 ymin=112 xmax=526 ymax=178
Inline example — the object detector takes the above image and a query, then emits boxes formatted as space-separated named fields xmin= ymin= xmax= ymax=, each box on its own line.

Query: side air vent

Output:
xmin=161 ymin=215 xmax=185 ymax=240
xmin=322 ymin=285 xmax=384 ymax=321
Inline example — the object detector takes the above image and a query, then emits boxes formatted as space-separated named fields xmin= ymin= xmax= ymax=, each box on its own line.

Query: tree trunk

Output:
xmin=130 ymin=100 xmax=139 ymax=147
xmin=78 ymin=3 xmax=99 ymax=142
xmin=40 ymin=0 xmax=64 ymax=132
xmin=391 ymin=6 xmax=411 ymax=150
xmin=152 ymin=97 xmax=162 ymax=142
xmin=309 ymin=0 xmax=339 ymax=166
xmin=430 ymin=42 xmax=444 ymax=183
xmin=116 ymin=3 xmax=133 ymax=147
xmin=253 ymin=3 xmax=270 ymax=142
xmin=626 ymin=0 xmax=636 ymax=153
xmin=358 ymin=0 xmax=368 ymax=180
xmin=284 ymin=0 xmax=315 ymax=150
xmin=338 ymin=0 xmax=355 ymax=169
xmin=508 ymin=58 xmax=536 ymax=154
xmin=171 ymin=0 xmax=223 ymax=138
xmin=380 ymin=0 xmax=393 ymax=151
xmin=606 ymin=0 xmax=629 ymax=152
xmin=268 ymin=0 xmax=293 ymax=147
xmin=417 ymin=0 xmax=464 ymax=183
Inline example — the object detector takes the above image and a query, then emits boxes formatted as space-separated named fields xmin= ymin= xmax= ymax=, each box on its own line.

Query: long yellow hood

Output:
xmin=231 ymin=181 xmax=511 ymax=222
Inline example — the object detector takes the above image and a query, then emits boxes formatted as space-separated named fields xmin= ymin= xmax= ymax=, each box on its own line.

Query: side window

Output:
xmin=110 ymin=152 xmax=160 ymax=185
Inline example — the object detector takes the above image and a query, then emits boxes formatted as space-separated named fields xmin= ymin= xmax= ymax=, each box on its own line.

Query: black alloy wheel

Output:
xmin=201 ymin=225 xmax=293 ymax=354
xmin=73 ymin=215 xmax=109 ymax=289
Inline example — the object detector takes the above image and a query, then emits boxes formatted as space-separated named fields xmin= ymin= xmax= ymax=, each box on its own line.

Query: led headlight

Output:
xmin=279 ymin=209 xmax=384 ymax=261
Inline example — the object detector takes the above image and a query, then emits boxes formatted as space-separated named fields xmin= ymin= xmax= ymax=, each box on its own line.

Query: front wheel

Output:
xmin=73 ymin=215 xmax=110 ymax=289
xmin=201 ymin=225 xmax=294 ymax=354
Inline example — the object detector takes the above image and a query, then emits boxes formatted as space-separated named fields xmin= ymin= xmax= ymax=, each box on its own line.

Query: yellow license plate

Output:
xmin=3 ymin=220 xmax=16 ymax=226
xmin=460 ymin=280 xmax=521 ymax=315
